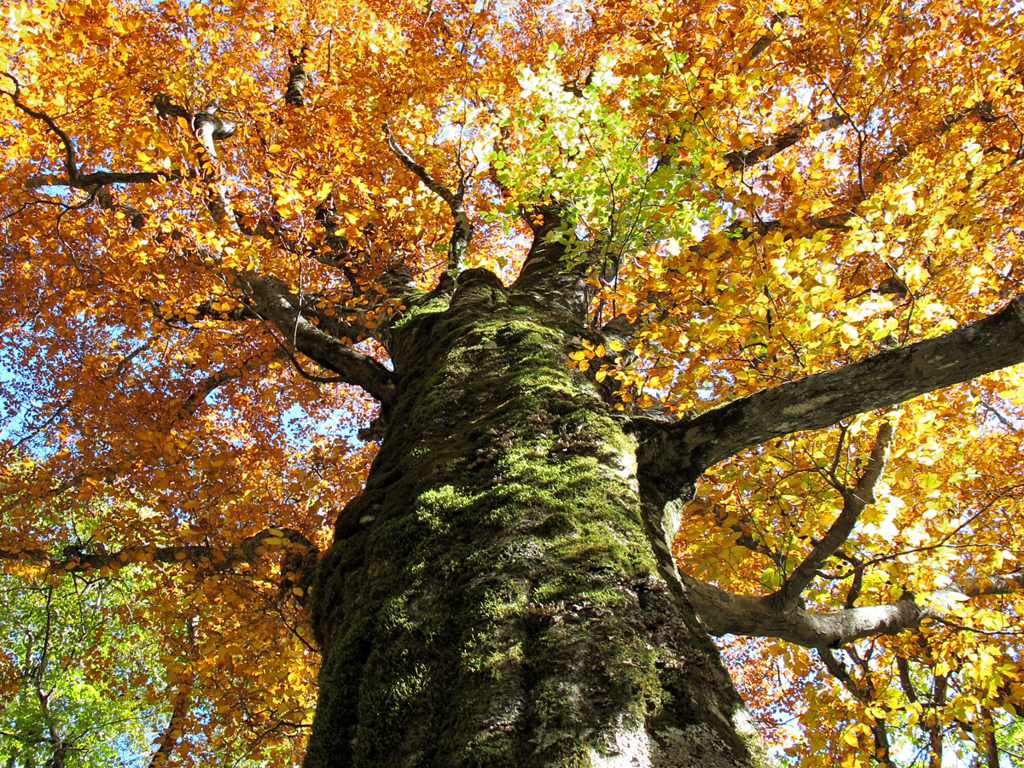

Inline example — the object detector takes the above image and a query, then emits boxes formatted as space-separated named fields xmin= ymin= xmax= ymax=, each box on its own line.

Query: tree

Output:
xmin=0 ymin=562 xmax=160 ymax=767
xmin=0 ymin=0 xmax=1022 ymax=765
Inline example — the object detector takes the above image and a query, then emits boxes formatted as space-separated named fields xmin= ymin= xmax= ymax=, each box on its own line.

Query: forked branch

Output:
xmin=1 ymin=72 xmax=79 ymax=181
xmin=712 ymin=99 xmax=1003 ymax=240
xmin=680 ymin=568 xmax=1024 ymax=648
xmin=384 ymin=124 xmax=473 ymax=272
xmin=773 ymin=421 xmax=894 ymax=609
xmin=3 ymin=74 xmax=175 ymax=227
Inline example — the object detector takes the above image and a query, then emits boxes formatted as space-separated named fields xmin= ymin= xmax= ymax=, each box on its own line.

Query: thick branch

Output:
xmin=636 ymin=295 xmax=1024 ymax=504
xmin=284 ymin=48 xmax=308 ymax=107
xmin=774 ymin=421 xmax=893 ymax=608
xmin=35 ymin=684 xmax=68 ymax=768
xmin=384 ymin=125 xmax=472 ymax=272
xmin=0 ymin=528 xmax=319 ymax=581
xmin=239 ymin=273 xmax=396 ymax=404
xmin=897 ymin=656 xmax=919 ymax=702
xmin=725 ymin=113 xmax=848 ymax=171
xmin=682 ymin=573 xmax=917 ymax=646
xmin=163 ymin=274 xmax=378 ymax=347
xmin=681 ymin=569 xmax=1024 ymax=648
xmin=94 ymin=187 xmax=146 ymax=229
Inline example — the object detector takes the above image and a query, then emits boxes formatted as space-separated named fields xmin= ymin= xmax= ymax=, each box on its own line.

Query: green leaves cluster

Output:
xmin=492 ymin=46 xmax=709 ymax=268
xmin=0 ymin=570 xmax=162 ymax=768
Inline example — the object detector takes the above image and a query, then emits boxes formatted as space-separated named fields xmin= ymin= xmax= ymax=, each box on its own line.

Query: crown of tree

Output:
xmin=1 ymin=0 xmax=1023 ymax=766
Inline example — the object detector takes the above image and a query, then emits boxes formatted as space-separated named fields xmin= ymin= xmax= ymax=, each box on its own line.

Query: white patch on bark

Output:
xmin=590 ymin=717 xmax=763 ymax=767
xmin=730 ymin=707 xmax=761 ymax=742
xmin=609 ymin=443 xmax=638 ymax=479
xmin=780 ymin=394 xmax=833 ymax=420
xmin=590 ymin=722 xmax=651 ymax=767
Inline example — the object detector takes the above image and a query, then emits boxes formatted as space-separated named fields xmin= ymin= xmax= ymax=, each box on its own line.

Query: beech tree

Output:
xmin=1 ymin=0 xmax=1023 ymax=765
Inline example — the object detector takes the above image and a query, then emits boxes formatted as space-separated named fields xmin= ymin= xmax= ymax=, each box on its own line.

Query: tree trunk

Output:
xmin=303 ymin=269 xmax=771 ymax=767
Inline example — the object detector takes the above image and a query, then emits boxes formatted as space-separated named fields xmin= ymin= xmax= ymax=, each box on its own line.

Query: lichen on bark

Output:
xmin=303 ymin=269 xmax=771 ymax=768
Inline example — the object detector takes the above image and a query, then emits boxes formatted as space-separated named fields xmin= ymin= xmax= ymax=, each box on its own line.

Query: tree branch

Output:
xmin=773 ymin=421 xmax=893 ymax=608
xmin=725 ymin=113 xmax=848 ymax=171
xmin=384 ymin=124 xmax=472 ymax=273
xmin=238 ymin=273 xmax=397 ymax=404
xmin=679 ymin=569 xmax=1024 ymax=648
xmin=897 ymin=655 xmax=920 ymax=703
xmin=636 ymin=294 xmax=1024 ymax=505
xmin=3 ymin=80 xmax=187 ymax=228
xmin=508 ymin=200 xmax=593 ymax=320
xmin=818 ymin=647 xmax=872 ymax=700
xmin=740 ymin=11 xmax=792 ymax=68
xmin=152 ymin=94 xmax=237 ymax=224
xmin=1 ymin=73 xmax=79 ymax=181
xmin=25 ymin=170 xmax=178 ymax=189
xmin=817 ymin=649 xmax=894 ymax=764
xmin=179 ymin=350 xmax=289 ymax=417
xmin=4 ymin=86 xmax=237 ymax=231
xmin=715 ymin=99 xmax=1000 ymax=239
xmin=0 ymin=528 xmax=320 ymax=586
xmin=148 ymin=677 xmax=193 ymax=768
xmin=284 ymin=47 xmax=308 ymax=107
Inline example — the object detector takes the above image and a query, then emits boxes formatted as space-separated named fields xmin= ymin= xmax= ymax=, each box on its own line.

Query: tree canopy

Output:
xmin=1 ymin=0 xmax=1023 ymax=765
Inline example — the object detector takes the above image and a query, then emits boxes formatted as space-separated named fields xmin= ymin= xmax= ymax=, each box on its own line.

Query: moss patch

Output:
xmin=304 ymin=275 xmax=763 ymax=768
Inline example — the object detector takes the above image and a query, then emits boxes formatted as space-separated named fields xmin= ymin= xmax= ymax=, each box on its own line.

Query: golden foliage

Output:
xmin=0 ymin=0 xmax=1022 ymax=763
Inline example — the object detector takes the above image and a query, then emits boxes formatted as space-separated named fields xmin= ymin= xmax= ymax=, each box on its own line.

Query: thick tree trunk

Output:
xmin=303 ymin=270 xmax=771 ymax=767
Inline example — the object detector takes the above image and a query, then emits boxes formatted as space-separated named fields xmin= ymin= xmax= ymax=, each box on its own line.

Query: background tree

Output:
xmin=0 ymin=560 xmax=159 ymax=767
xmin=0 ymin=0 xmax=1022 ymax=766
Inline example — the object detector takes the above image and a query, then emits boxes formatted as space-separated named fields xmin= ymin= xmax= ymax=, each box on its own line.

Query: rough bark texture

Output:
xmin=303 ymin=270 xmax=771 ymax=768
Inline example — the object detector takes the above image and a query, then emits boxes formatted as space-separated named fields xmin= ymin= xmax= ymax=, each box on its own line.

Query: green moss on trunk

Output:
xmin=304 ymin=271 xmax=769 ymax=768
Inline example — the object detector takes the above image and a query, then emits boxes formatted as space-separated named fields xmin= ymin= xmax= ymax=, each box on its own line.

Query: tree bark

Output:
xmin=303 ymin=269 xmax=771 ymax=767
